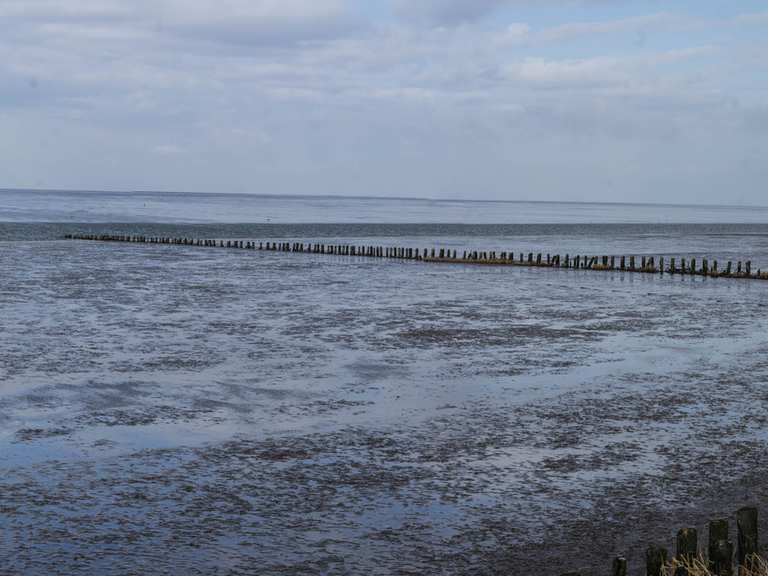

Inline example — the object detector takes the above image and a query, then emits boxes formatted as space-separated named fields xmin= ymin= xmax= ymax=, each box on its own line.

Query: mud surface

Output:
xmin=2 ymin=231 xmax=768 ymax=575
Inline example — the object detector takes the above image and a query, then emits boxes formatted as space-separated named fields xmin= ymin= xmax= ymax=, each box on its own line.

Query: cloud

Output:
xmin=0 ymin=0 xmax=132 ymax=20
xmin=152 ymin=0 xmax=358 ymax=45
xmin=392 ymin=0 xmax=663 ymax=27
xmin=393 ymin=0 xmax=506 ymax=25
xmin=152 ymin=144 xmax=186 ymax=156
xmin=0 ymin=2 xmax=766 ymax=203
xmin=734 ymin=12 xmax=768 ymax=26
xmin=495 ymin=22 xmax=531 ymax=45
xmin=0 ymin=0 xmax=358 ymax=45
xmin=539 ymin=13 xmax=677 ymax=42
xmin=510 ymin=56 xmax=622 ymax=88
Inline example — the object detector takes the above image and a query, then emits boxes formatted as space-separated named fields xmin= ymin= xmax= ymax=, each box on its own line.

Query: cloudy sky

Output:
xmin=1 ymin=1 xmax=767 ymax=203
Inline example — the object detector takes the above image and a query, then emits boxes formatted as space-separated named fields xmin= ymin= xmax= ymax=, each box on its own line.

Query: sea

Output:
xmin=2 ymin=188 xmax=768 ymax=575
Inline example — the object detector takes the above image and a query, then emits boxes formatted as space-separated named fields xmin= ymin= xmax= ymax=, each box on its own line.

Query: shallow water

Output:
xmin=2 ymin=193 xmax=768 ymax=575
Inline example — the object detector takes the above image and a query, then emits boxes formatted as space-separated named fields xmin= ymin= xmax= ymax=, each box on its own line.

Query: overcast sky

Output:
xmin=1 ymin=1 xmax=767 ymax=203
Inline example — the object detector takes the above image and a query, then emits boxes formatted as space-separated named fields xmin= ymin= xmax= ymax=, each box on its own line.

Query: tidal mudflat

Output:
xmin=2 ymin=225 xmax=768 ymax=575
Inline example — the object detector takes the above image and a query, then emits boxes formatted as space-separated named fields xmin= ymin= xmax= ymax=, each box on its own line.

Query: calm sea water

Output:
xmin=2 ymin=188 xmax=768 ymax=224
xmin=2 ymin=189 xmax=768 ymax=574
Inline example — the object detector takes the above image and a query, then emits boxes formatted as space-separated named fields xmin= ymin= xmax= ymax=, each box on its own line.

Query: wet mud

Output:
xmin=2 ymin=237 xmax=768 ymax=575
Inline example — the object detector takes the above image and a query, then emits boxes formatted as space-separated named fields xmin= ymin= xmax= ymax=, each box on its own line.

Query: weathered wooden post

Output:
xmin=646 ymin=545 xmax=668 ymax=576
xmin=709 ymin=518 xmax=733 ymax=576
xmin=613 ymin=556 xmax=628 ymax=576
xmin=630 ymin=256 xmax=636 ymax=271
xmin=675 ymin=527 xmax=698 ymax=575
xmin=737 ymin=507 xmax=758 ymax=571
xmin=678 ymin=527 xmax=698 ymax=562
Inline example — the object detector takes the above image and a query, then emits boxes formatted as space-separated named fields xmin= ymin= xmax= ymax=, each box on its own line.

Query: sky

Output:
xmin=0 ymin=1 xmax=767 ymax=204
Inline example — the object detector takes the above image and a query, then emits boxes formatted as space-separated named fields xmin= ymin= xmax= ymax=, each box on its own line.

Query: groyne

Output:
xmin=562 ymin=506 xmax=757 ymax=576
xmin=64 ymin=234 xmax=768 ymax=281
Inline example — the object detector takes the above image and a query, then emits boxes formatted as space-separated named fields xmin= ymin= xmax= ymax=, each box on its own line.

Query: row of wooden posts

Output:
xmin=562 ymin=506 xmax=758 ymax=576
xmin=64 ymin=234 xmax=768 ymax=280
